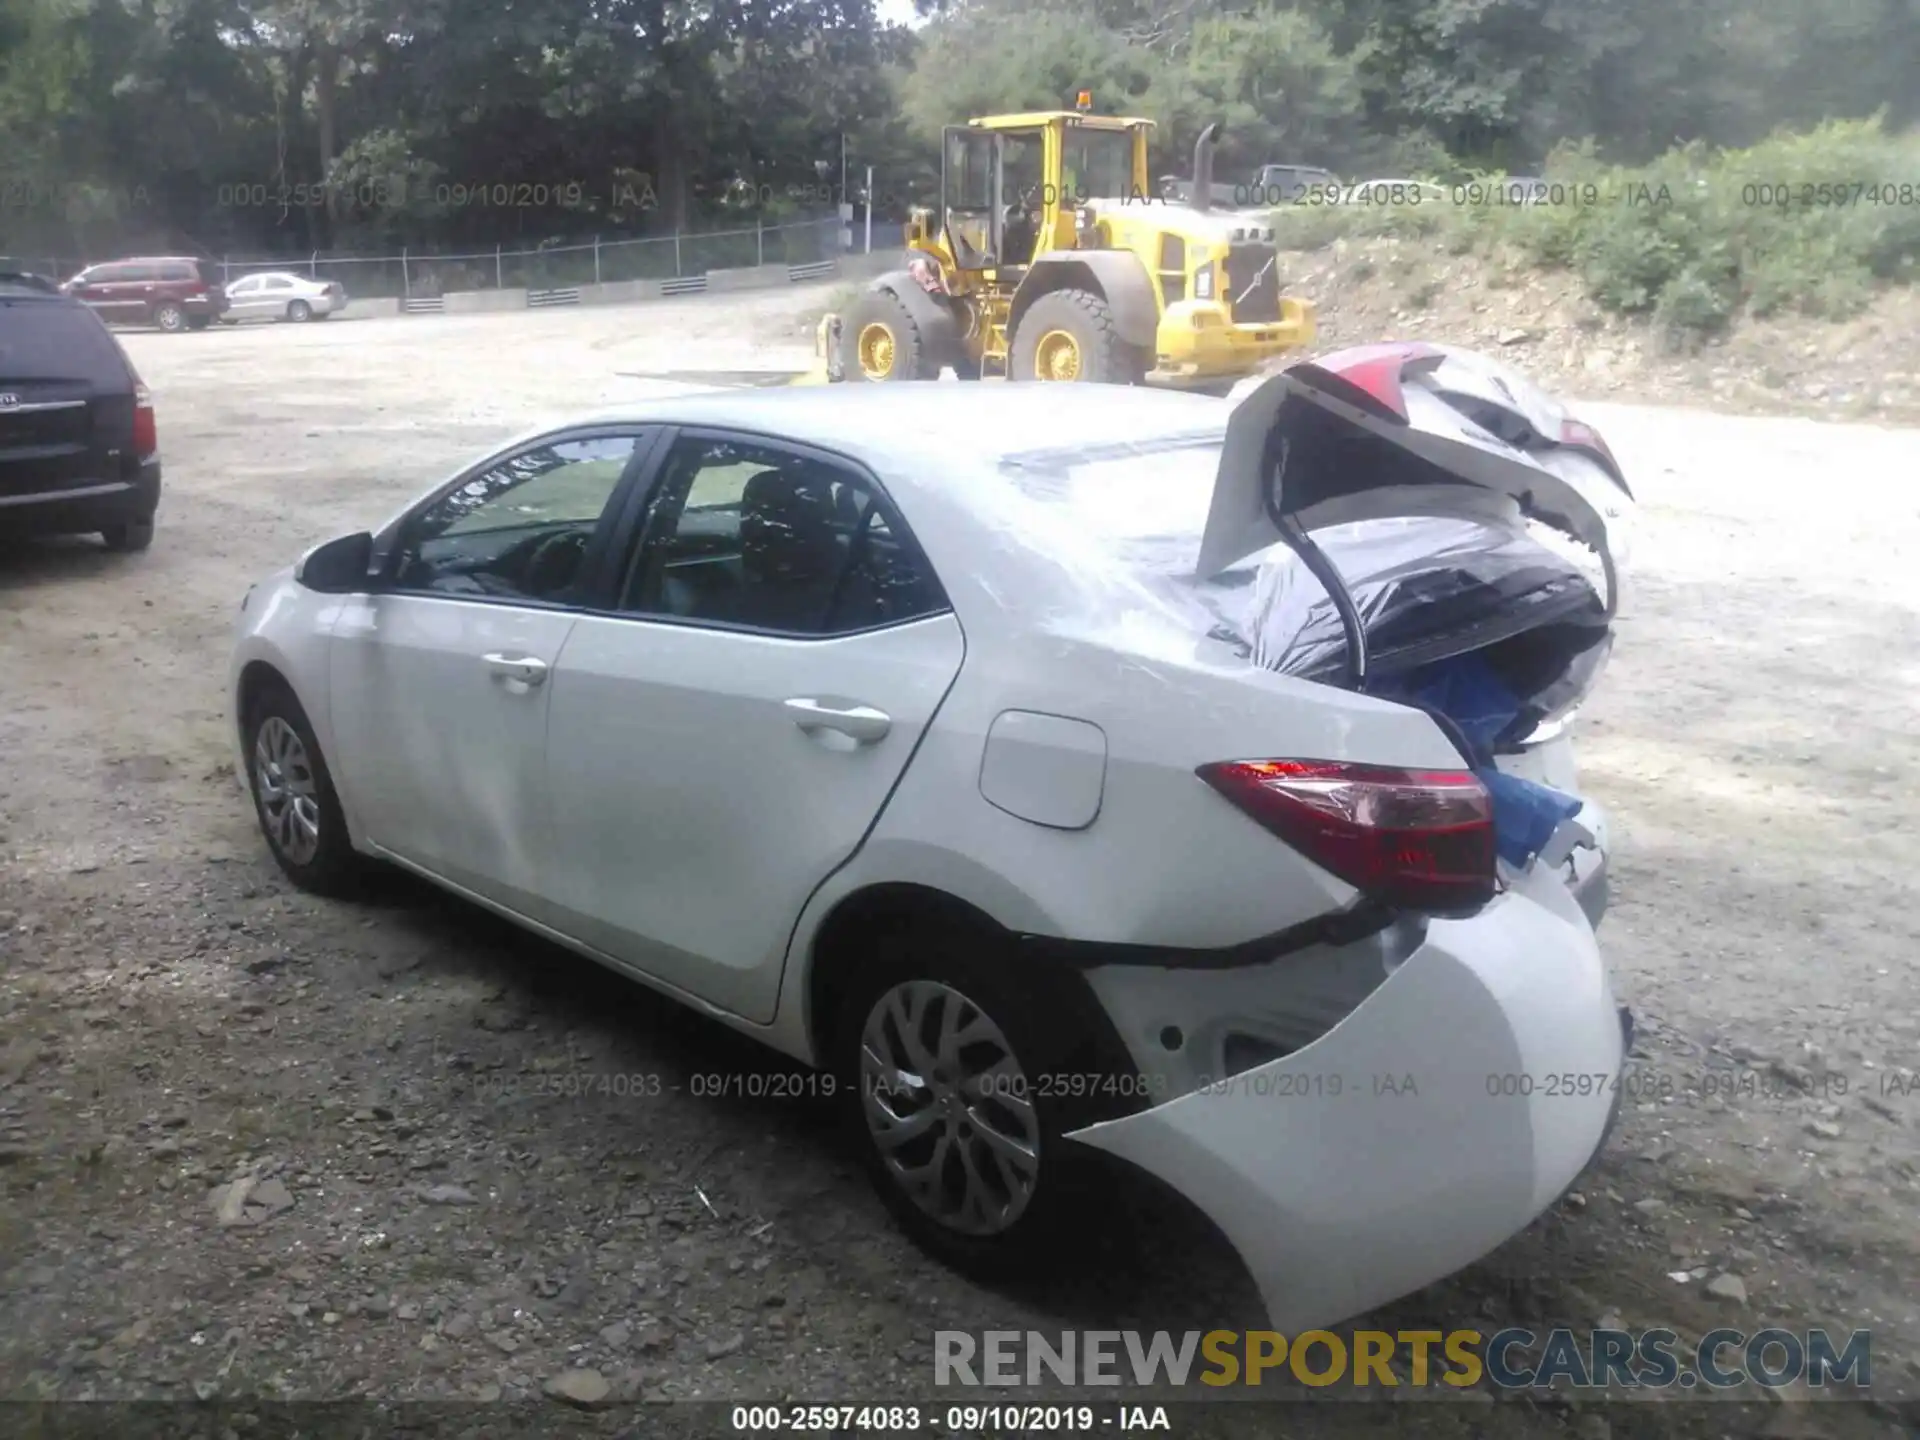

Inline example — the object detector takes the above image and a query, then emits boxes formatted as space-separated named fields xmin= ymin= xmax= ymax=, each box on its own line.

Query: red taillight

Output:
xmin=132 ymin=384 xmax=157 ymax=457
xmin=1197 ymin=759 xmax=1496 ymax=915
xmin=1559 ymin=417 xmax=1622 ymax=483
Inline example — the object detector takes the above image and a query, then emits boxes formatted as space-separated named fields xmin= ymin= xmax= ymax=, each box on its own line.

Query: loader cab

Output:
xmin=936 ymin=109 xmax=1153 ymax=279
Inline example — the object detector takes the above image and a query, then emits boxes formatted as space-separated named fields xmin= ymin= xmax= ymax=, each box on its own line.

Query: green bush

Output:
xmin=1262 ymin=117 xmax=1920 ymax=341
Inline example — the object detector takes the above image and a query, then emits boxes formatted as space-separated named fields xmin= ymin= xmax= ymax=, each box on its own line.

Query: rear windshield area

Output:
xmin=993 ymin=434 xmax=1225 ymax=580
xmin=0 ymin=298 xmax=133 ymax=385
xmin=986 ymin=431 xmax=1609 ymax=678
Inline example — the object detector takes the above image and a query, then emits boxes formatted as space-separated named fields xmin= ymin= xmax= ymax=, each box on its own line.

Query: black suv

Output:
xmin=0 ymin=270 xmax=161 ymax=551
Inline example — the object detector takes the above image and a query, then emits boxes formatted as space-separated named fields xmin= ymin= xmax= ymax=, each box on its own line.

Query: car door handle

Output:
xmin=784 ymin=698 xmax=890 ymax=744
xmin=483 ymin=653 xmax=549 ymax=688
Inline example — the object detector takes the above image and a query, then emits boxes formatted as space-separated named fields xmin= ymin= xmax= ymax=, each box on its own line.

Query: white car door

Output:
xmin=325 ymin=428 xmax=659 ymax=915
xmin=227 ymin=275 xmax=273 ymax=320
xmin=541 ymin=430 xmax=965 ymax=1023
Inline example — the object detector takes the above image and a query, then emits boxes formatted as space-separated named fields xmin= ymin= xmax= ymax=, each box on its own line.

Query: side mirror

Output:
xmin=295 ymin=531 xmax=375 ymax=593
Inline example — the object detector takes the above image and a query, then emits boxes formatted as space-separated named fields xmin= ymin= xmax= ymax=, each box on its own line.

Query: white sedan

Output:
xmin=221 ymin=270 xmax=347 ymax=323
xmin=228 ymin=349 xmax=1636 ymax=1330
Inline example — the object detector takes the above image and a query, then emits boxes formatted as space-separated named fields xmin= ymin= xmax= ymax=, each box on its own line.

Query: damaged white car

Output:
xmin=228 ymin=343 xmax=1636 ymax=1330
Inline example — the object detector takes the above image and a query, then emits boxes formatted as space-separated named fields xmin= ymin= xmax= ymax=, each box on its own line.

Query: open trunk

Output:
xmin=1196 ymin=343 xmax=1635 ymax=887
xmin=997 ymin=343 xmax=1634 ymax=908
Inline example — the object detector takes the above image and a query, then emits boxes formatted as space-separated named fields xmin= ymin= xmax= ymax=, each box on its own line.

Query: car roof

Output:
xmin=568 ymin=383 xmax=1230 ymax=484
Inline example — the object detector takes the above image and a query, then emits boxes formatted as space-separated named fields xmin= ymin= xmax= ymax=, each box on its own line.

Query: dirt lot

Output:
xmin=1 ymin=290 xmax=1916 ymax=1438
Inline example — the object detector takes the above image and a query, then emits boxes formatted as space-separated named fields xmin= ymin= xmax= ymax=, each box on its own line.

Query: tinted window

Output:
xmin=0 ymin=300 xmax=133 ymax=384
xmin=617 ymin=436 xmax=946 ymax=634
xmin=387 ymin=434 xmax=644 ymax=603
xmin=158 ymin=263 xmax=193 ymax=282
xmin=88 ymin=264 xmax=136 ymax=284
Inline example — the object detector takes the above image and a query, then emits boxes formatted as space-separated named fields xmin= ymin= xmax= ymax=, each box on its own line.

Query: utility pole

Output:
xmin=865 ymin=165 xmax=874 ymax=253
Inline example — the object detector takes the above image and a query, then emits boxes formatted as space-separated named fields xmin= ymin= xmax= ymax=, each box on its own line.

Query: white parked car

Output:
xmin=221 ymin=270 xmax=347 ymax=323
xmin=229 ymin=349 xmax=1637 ymax=1330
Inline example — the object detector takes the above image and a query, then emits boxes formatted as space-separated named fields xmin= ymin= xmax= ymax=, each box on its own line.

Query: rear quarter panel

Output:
xmin=770 ymin=626 xmax=1469 ymax=1058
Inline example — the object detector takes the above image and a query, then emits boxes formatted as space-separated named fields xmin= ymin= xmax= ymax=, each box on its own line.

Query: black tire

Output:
xmin=839 ymin=287 xmax=939 ymax=382
xmin=286 ymin=300 xmax=312 ymax=323
xmin=100 ymin=519 xmax=154 ymax=552
xmin=152 ymin=302 xmax=186 ymax=333
xmin=829 ymin=920 xmax=1139 ymax=1281
xmin=1009 ymin=287 xmax=1143 ymax=384
xmin=241 ymin=681 xmax=362 ymax=897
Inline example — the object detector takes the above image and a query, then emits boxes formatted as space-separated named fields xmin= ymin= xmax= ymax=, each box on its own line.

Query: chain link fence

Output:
xmin=11 ymin=215 xmax=848 ymax=298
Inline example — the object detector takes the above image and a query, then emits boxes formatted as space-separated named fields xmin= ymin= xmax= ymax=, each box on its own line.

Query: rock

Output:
xmin=419 ymin=1184 xmax=477 ymax=1206
xmin=1805 ymin=1120 xmax=1842 ymax=1141
xmin=396 ymin=1303 xmax=421 ymax=1321
xmin=1597 ymin=1311 xmax=1623 ymax=1332
xmin=210 ymin=1174 xmax=292 ymax=1226
xmin=442 ymin=1312 xmax=475 ymax=1339
xmin=599 ymin=1322 xmax=632 ymax=1349
xmin=544 ymin=1368 xmax=612 ymax=1408
xmin=212 ymin=1177 xmax=257 ymax=1225
xmin=250 ymin=1178 xmax=294 ymax=1215
xmin=1632 ymin=1198 xmax=1668 ymax=1217
xmin=705 ymin=1333 xmax=744 ymax=1361
xmin=486 ymin=1330 xmax=520 ymax=1355
xmin=1705 ymin=1273 xmax=1748 ymax=1304
xmin=1497 ymin=328 xmax=1532 ymax=346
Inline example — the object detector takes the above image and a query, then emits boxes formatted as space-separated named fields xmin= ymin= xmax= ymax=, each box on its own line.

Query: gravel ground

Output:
xmin=0 ymin=291 xmax=1916 ymax=1438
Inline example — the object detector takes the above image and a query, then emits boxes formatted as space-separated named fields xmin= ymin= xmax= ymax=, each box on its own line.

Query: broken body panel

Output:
xmin=1039 ymin=343 xmax=1636 ymax=1329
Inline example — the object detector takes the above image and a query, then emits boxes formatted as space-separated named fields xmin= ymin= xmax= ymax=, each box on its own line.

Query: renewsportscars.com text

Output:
xmin=934 ymin=1328 xmax=1872 ymax=1391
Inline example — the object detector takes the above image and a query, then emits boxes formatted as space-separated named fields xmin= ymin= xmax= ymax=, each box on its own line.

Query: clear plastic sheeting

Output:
xmin=1204 ymin=513 xmax=1610 ymax=680
xmin=991 ymin=438 xmax=1616 ymax=720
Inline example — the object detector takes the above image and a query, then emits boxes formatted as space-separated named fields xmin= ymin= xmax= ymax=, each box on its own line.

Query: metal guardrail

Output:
xmin=659 ymin=276 xmax=709 ymax=297
xmin=527 ymin=288 xmax=582 ymax=308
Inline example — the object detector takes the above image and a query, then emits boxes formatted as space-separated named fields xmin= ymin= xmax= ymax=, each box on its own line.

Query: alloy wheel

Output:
xmin=253 ymin=716 xmax=322 ymax=865
xmin=858 ymin=979 xmax=1042 ymax=1236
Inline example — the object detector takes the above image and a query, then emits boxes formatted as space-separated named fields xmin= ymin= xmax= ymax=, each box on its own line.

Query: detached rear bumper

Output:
xmin=1065 ymin=864 xmax=1625 ymax=1332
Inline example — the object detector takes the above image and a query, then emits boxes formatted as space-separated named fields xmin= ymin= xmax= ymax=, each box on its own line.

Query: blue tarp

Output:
xmin=1372 ymin=653 xmax=1584 ymax=868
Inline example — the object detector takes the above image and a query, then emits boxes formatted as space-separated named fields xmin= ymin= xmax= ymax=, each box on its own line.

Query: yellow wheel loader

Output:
xmin=817 ymin=94 xmax=1316 ymax=389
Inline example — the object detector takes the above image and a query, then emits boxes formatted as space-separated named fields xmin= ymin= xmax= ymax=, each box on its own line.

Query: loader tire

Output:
xmin=841 ymin=288 xmax=940 ymax=382
xmin=1009 ymin=288 xmax=1143 ymax=384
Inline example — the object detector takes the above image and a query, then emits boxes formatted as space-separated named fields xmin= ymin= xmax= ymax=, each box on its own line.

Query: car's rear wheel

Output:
xmin=153 ymin=302 xmax=186 ymax=332
xmin=832 ymin=924 xmax=1122 ymax=1278
xmin=100 ymin=519 xmax=154 ymax=552
xmin=243 ymin=682 xmax=361 ymax=896
xmin=286 ymin=300 xmax=312 ymax=323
